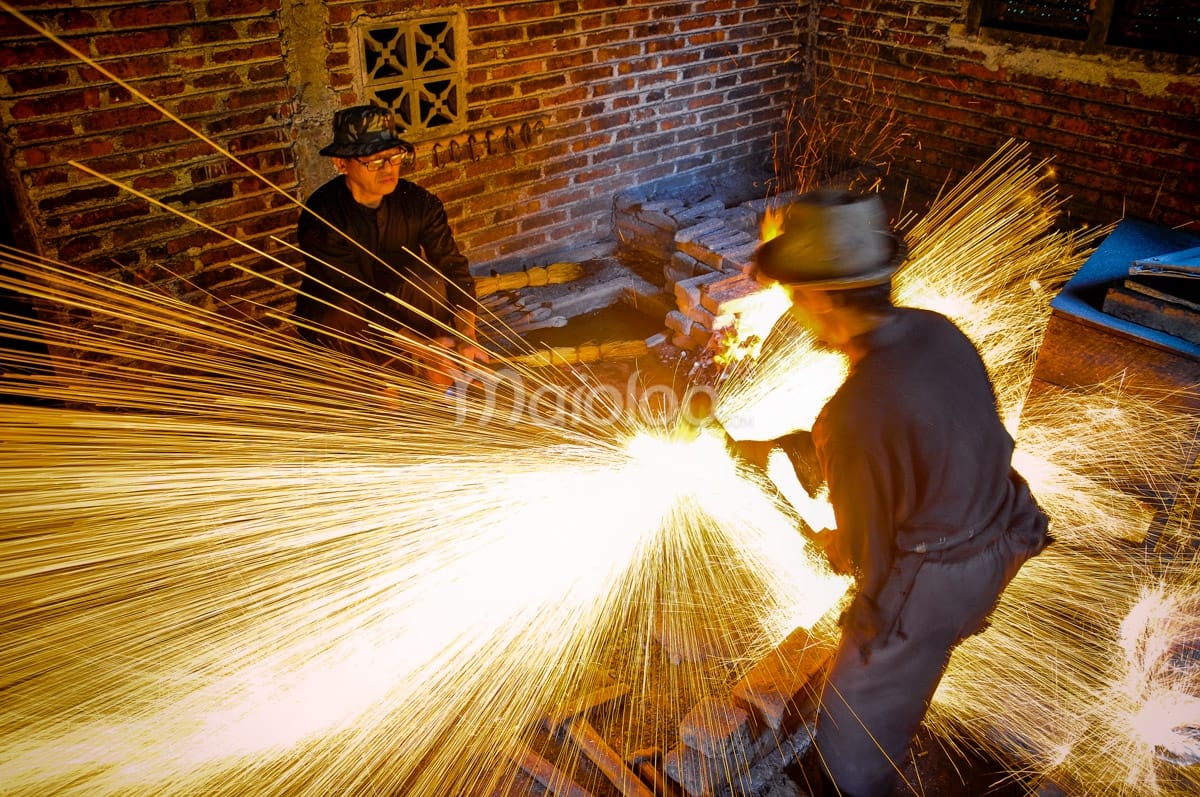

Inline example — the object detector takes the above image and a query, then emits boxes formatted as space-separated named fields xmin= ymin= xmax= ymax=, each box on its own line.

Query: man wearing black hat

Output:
xmin=294 ymin=104 xmax=484 ymax=386
xmin=749 ymin=190 xmax=1051 ymax=796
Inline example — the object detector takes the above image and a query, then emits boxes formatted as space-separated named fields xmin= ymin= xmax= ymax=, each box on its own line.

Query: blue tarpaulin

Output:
xmin=1051 ymin=218 xmax=1200 ymax=360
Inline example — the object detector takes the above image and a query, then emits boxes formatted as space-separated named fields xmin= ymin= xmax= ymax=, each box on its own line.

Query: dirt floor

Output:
xmin=774 ymin=726 xmax=1035 ymax=797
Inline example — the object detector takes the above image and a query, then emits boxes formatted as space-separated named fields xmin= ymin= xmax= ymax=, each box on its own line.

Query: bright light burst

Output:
xmin=0 ymin=365 xmax=841 ymax=795
xmin=919 ymin=376 xmax=1200 ymax=795
xmin=3 ymin=140 xmax=1197 ymax=796
xmin=1119 ymin=585 xmax=1200 ymax=771
xmin=926 ymin=544 xmax=1200 ymax=797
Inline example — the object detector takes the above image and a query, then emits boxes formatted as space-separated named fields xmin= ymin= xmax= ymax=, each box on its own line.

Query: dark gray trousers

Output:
xmin=814 ymin=529 xmax=1044 ymax=796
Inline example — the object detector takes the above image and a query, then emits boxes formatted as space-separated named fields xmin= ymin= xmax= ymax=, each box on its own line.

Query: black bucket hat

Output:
xmin=751 ymin=189 xmax=906 ymax=289
xmin=319 ymin=105 xmax=410 ymax=158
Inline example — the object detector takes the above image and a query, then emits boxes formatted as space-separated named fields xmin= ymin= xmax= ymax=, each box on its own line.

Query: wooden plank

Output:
xmin=1102 ymin=285 xmax=1200 ymax=346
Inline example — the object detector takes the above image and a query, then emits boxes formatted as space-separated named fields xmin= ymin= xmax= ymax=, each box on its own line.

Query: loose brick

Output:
xmin=664 ymin=309 xmax=693 ymax=336
xmin=702 ymin=229 xmax=755 ymax=251
xmin=688 ymin=321 xmax=712 ymax=347
xmin=673 ymin=270 xmax=724 ymax=312
xmin=674 ymin=216 xmax=725 ymax=244
xmin=668 ymin=197 xmax=726 ymax=223
xmin=634 ymin=208 xmax=679 ymax=233
xmin=732 ymin=625 xmax=835 ymax=731
xmin=720 ymin=241 xmax=760 ymax=272
xmin=668 ymin=708 xmax=814 ymax=797
xmin=670 ymin=332 xmax=693 ymax=349
xmin=680 ymin=696 xmax=755 ymax=761
xmin=684 ymin=303 xmax=716 ymax=330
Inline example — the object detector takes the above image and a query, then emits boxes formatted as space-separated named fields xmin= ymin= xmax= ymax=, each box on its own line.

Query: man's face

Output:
xmin=785 ymin=286 xmax=836 ymax=348
xmin=335 ymin=146 xmax=409 ymax=197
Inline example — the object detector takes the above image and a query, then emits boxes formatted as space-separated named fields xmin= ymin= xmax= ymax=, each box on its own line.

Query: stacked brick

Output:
xmin=614 ymin=188 xmax=787 ymax=352
xmin=663 ymin=625 xmax=835 ymax=797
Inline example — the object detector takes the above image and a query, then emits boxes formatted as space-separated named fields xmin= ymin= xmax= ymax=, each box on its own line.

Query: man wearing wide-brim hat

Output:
xmin=749 ymin=189 xmax=1051 ymax=797
xmin=294 ymin=104 xmax=486 ymax=388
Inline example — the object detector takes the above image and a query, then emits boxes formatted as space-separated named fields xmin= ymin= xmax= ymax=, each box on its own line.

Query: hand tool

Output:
xmin=508 ymin=740 xmax=595 ymax=797
xmin=627 ymin=747 xmax=682 ymax=797
xmin=543 ymin=680 xmax=654 ymax=797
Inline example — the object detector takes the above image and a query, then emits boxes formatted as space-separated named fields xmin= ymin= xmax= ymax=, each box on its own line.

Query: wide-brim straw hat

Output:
xmin=319 ymin=104 xmax=411 ymax=158
xmin=751 ymin=189 xmax=906 ymax=289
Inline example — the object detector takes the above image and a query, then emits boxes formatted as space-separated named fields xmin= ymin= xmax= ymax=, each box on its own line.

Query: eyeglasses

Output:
xmin=355 ymin=149 xmax=415 ymax=171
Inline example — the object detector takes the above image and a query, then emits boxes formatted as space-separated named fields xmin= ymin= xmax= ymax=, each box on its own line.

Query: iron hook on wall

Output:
xmin=426 ymin=119 xmax=547 ymax=168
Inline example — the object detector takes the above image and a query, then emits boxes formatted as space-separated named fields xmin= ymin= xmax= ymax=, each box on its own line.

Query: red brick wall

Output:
xmin=0 ymin=1 xmax=299 ymax=316
xmin=317 ymin=0 xmax=802 ymax=271
xmin=0 ymin=0 xmax=803 ymax=324
xmin=808 ymin=1 xmax=1199 ymax=232
xmin=7 ymin=0 xmax=1191 ymax=328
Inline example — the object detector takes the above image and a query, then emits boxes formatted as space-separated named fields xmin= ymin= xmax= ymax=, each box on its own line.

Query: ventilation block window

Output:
xmin=358 ymin=12 xmax=467 ymax=141
xmin=976 ymin=0 xmax=1200 ymax=56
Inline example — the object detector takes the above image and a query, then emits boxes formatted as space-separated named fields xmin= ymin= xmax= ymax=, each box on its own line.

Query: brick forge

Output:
xmin=613 ymin=180 xmax=790 ymax=359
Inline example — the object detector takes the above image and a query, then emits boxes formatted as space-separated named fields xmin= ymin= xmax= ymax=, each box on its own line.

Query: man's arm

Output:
xmin=821 ymin=441 xmax=899 ymax=642
xmin=416 ymin=192 xmax=478 ymax=317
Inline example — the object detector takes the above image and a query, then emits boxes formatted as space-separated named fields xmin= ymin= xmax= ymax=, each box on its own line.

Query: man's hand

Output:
xmin=429 ymin=334 xmax=493 ymax=392
xmin=452 ymin=308 xmax=492 ymax=379
xmin=726 ymin=436 xmax=775 ymax=471
xmin=455 ymin=339 xmax=490 ymax=368
xmin=389 ymin=324 xmax=493 ymax=392
xmin=420 ymin=335 xmax=459 ymax=390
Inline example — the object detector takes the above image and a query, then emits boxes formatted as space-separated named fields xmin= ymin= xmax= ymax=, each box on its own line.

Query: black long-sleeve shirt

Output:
xmin=294 ymin=177 xmax=474 ymax=339
xmin=812 ymin=307 xmax=1041 ymax=611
